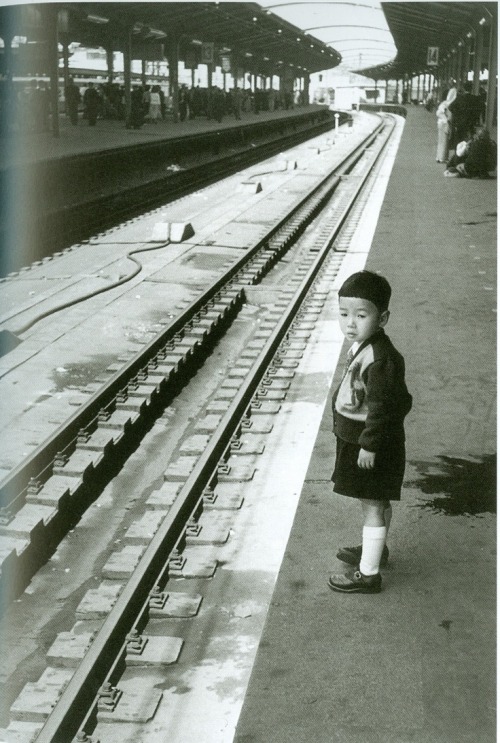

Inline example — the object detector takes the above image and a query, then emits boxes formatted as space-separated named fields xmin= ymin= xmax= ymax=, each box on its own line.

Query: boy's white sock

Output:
xmin=360 ymin=526 xmax=387 ymax=576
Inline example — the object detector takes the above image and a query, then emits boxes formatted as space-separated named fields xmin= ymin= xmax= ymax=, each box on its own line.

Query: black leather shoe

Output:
xmin=336 ymin=544 xmax=389 ymax=568
xmin=328 ymin=569 xmax=382 ymax=594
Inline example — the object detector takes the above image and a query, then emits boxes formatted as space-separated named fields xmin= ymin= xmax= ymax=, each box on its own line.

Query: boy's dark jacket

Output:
xmin=332 ymin=329 xmax=412 ymax=452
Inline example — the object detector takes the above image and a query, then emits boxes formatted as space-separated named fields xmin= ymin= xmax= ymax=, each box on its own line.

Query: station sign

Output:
xmin=185 ymin=49 xmax=198 ymax=70
xmin=201 ymin=42 xmax=214 ymax=64
xmin=427 ymin=46 xmax=439 ymax=66
xmin=220 ymin=55 xmax=231 ymax=73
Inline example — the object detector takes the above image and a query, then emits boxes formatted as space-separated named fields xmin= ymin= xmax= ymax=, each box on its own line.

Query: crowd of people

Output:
xmin=0 ymin=77 xmax=306 ymax=134
xmin=177 ymin=84 xmax=301 ymax=123
xmin=0 ymin=78 xmax=51 ymax=132
xmin=431 ymin=79 xmax=495 ymax=178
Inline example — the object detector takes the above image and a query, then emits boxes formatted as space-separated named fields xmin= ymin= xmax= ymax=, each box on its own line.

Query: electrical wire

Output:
xmin=13 ymin=240 xmax=171 ymax=336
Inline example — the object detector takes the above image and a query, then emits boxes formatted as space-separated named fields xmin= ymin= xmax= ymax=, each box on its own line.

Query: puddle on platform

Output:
xmin=407 ymin=454 xmax=496 ymax=516
xmin=51 ymin=355 xmax=116 ymax=391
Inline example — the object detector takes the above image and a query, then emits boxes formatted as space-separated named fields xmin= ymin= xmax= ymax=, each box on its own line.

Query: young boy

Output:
xmin=328 ymin=270 xmax=412 ymax=594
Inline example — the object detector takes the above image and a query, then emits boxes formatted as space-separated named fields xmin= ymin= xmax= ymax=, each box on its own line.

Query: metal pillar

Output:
xmin=2 ymin=30 xmax=14 ymax=83
xmin=463 ymin=37 xmax=472 ymax=81
xmin=451 ymin=51 xmax=458 ymax=82
xmin=207 ymin=62 xmax=213 ymax=117
xmin=486 ymin=20 xmax=497 ymax=131
xmin=59 ymin=36 xmax=70 ymax=89
xmin=123 ymin=28 xmax=132 ymax=126
xmin=107 ymin=47 xmax=114 ymax=84
xmin=472 ymin=26 xmax=484 ymax=94
xmin=167 ymin=38 xmax=180 ymax=122
xmin=44 ymin=5 xmax=60 ymax=137
xmin=456 ymin=45 xmax=463 ymax=83
xmin=444 ymin=57 xmax=449 ymax=85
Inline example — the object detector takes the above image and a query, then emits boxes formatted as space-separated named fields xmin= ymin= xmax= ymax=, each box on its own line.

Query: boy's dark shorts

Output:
xmin=332 ymin=436 xmax=406 ymax=501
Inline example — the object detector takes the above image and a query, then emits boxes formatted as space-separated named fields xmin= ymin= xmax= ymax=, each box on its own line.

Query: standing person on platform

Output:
xmin=65 ymin=77 xmax=80 ymax=125
xmin=231 ymin=86 xmax=242 ymax=120
xmin=149 ymin=85 xmax=161 ymax=123
xmin=448 ymin=82 xmax=482 ymax=145
xmin=446 ymin=78 xmax=457 ymax=105
xmin=435 ymin=92 xmax=451 ymax=163
xmin=179 ymin=85 xmax=189 ymax=121
xmin=328 ymin=271 xmax=412 ymax=594
xmin=130 ymin=86 xmax=145 ymax=129
xmin=83 ymin=83 xmax=100 ymax=126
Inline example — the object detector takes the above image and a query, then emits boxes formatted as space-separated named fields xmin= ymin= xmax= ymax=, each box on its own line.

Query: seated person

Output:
xmin=444 ymin=127 xmax=496 ymax=178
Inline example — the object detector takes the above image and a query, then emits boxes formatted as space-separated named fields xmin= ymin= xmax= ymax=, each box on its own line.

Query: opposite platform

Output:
xmin=0 ymin=103 xmax=328 ymax=168
xmin=234 ymin=106 xmax=496 ymax=742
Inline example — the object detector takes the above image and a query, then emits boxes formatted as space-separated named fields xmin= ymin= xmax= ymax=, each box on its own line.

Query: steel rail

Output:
xmin=5 ymin=112 xmax=341 ymax=270
xmin=0 ymin=120 xmax=384 ymax=511
xmin=34 ymin=115 xmax=396 ymax=743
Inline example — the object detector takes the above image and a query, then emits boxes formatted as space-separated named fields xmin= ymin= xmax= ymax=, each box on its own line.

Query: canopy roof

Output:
xmin=358 ymin=2 xmax=497 ymax=79
xmin=0 ymin=2 xmax=341 ymax=76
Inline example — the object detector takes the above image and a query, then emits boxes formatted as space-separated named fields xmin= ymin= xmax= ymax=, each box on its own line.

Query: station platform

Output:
xmin=0 ymin=103 xmax=328 ymax=169
xmin=234 ymin=105 xmax=496 ymax=743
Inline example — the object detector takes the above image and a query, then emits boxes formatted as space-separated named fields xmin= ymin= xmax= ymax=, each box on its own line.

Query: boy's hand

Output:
xmin=358 ymin=448 xmax=376 ymax=469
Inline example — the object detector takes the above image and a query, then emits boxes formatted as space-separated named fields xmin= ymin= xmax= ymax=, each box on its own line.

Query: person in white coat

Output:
xmin=435 ymin=93 xmax=451 ymax=163
xmin=446 ymin=79 xmax=457 ymax=105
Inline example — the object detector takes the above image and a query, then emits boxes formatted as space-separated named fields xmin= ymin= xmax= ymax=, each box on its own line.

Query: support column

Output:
xmin=456 ymin=45 xmax=463 ymax=83
xmin=443 ymin=59 xmax=449 ymax=88
xmin=472 ymin=26 xmax=484 ymax=94
xmin=451 ymin=51 xmax=458 ymax=83
xmin=207 ymin=62 xmax=213 ymax=118
xmin=438 ymin=67 xmax=446 ymax=97
xmin=303 ymin=72 xmax=310 ymax=105
xmin=486 ymin=20 xmax=497 ymax=131
xmin=59 ymin=36 xmax=70 ymax=89
xmin=2 ymin=30 xmax=14 ymax=84
xmin=107 ymin=46 xmax=114 ymax=84
xmin=167 ymin=37 xmax=180 ymax=122
xmin=44 ymin=5 xmax=60 ymax=137
xmin=123 ymin=27 xmax=132 ymax=126
xmin=463 ymin=37 xmax=472 ymax=81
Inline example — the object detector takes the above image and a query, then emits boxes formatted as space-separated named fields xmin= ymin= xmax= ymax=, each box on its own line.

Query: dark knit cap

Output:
xmin=338 ymin=270 xmax=391 ymax=311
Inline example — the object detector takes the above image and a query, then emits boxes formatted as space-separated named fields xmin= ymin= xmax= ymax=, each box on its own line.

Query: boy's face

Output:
xmin=338 ymin=296 xmax=388 ymax=344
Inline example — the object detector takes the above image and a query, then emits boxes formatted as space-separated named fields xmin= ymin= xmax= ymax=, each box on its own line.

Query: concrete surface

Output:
xmin=234 ymin=106 xmax=496 ymax=743
xmin=0 ymin=104 xmax=329 ymax=168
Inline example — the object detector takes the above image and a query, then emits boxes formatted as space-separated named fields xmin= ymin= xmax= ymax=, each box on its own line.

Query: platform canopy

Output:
xmin=358 ymin=1 xmax=497 ymax=79
xmin=0 ymin=1 xmax=342 ymax=76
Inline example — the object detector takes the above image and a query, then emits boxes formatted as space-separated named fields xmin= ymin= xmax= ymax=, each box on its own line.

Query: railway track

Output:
xmin=1 ymin=110 xmax=342 ymax=271
xmin=1 ymin=113 xmax=398 ymax=742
